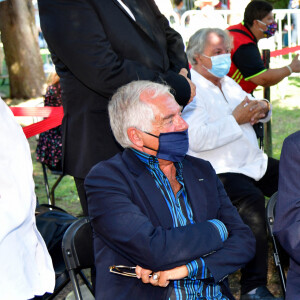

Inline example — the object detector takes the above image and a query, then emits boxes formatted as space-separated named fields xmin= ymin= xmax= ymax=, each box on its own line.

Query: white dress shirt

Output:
xmin=182 ymin=69 xmax=270 ymax=181
xmin=0 ymin=98 xmax=55 ymax=300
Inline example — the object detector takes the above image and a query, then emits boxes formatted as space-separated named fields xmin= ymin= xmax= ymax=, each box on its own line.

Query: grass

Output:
xmin=29 ymin=136 xmax=82 ymax=216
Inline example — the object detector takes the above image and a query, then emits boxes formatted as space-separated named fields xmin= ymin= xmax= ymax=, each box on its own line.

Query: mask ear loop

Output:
xmin=199 ymin=54 xmax=212 ymax=72
xmin=143 ymin=131 xmax=159 ymax=152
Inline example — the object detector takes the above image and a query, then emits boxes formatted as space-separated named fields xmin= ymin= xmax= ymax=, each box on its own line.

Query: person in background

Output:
xmin=214 ymin=0 xmax=228 ymax=10
xmin=227 ymin=0 xmax=300 ymax=94
xmin=288 ymin=0 xmax=299 ymax=46
xmin=182 ymin=28 xmax=281 ymax=300
xmin=0 ymin=97 xmax=55 ymax=299
xmin=273 ymin=131 xmax=300 ymax=300
xmin=38 ymin=0 xmax=195 ymax=216
xmin=85 ymin=80 xmax=255 ymax=300
xmin=36 ymin=71 xmax=62 ymax=172
xmin=173 ymin=0 xmax=186 ymax=17
xmin=194 ymin=0 xmax=227 ymax=10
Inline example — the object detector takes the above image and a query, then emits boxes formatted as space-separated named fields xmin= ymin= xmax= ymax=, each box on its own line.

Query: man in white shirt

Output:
xmin=182 ymin=28 xmax=280 ymax=300
xmin=0 ymin=97 xmax=55 ymax=300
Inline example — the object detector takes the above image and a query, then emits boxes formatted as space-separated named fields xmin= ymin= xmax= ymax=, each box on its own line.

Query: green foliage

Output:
xmin=0 ymin=82 xmax=9 ymax=98
xmin=268 ymin=0 xmax=290 ymax=9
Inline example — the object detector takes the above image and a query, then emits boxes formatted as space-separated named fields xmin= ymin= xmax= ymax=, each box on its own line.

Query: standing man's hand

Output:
xmin=179 ymin=68 xmax=196 ymax=104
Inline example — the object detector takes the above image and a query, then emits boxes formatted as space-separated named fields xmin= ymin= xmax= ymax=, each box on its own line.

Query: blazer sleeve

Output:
xmin=39 ymin=0 xmax=191 ymax=105
xmin=85 ymin=161 xmax=225 ymax=272
xmin=201 ymin=176 xmax=256 ymax=282
xmin=274 ymin=132 xmax=300 ymax=265
xmin=147 ymin=0 xmax=190 ymax=75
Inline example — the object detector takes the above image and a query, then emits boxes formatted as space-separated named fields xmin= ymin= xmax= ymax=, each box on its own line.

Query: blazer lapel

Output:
xmin=136 ymin=172 xmax=174 ymax=228
xmin=123 ymin=149 xmax=174 ymax=228
xmin=113 ymin=0 xmax=155 ymax=41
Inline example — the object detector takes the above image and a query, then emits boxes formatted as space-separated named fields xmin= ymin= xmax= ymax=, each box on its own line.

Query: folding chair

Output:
xmin=266 ymin=192 xmax=287 ymax=296
xmin=253 ymin=122 xmax=264 ymax=150
xmin=41 ymin=162 xmax=64 ymax=206
xmin=62 ymin=217 xmax=95 ymax=300
xmin=35 ymin=204 xmax=77 ymax=300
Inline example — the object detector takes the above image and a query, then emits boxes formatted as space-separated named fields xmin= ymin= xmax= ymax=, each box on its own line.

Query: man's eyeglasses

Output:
xmin=109 ymin=265 xmax=137 ymax=278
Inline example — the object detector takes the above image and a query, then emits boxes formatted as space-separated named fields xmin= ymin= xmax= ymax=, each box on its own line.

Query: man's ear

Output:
xmin=127 ymin=127 xmax=144 ymax=147
xmin=252 ymin=19 xmax=262 ymax=29
xmin=194 ymin=54 xmax=203 ymax=65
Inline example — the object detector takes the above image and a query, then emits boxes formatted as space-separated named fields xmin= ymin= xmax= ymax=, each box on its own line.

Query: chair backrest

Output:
xmin=266 ymin=191 xmax=277 ymax=236
xmin=62 ymin=217 xmax=94 ymax=271
xmin=36 ymin=204 xmax=77 ymax=299
xmin=61 ymin=217 xmax=95 ymax=300
xmin=266 ymin=192 xmax=287 ymax=295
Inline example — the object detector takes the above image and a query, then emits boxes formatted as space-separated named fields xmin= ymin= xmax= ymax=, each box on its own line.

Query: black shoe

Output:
xmin=240 ymin=286 xmax=283 ymax=300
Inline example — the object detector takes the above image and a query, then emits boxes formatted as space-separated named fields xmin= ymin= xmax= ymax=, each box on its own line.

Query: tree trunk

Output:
xmin=0 ymin=0 xmax=45 ymax=99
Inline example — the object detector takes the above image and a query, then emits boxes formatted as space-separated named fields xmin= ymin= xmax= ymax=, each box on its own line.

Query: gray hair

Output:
xmin=108 ymin=80 xmax=171 ymax=148
xmin=186 ymin=28 xmax=233 ymax=66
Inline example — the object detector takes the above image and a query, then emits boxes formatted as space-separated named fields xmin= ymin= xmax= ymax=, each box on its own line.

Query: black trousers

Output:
xmin=218 ymin=157 xmax=279 ymax=295
xmin=74 ymin=177 xmax=89 ymax=216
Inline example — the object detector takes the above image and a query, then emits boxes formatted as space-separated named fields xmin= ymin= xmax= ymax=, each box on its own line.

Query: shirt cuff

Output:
xmin=186 ymin=258 xmax=213 ymax=279
xmin=259 ymin=100 xmax=272 ymax=122
xmin=208 ymin=219 xmax=228 ymax=242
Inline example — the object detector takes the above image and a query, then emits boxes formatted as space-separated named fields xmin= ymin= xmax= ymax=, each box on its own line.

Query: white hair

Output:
xmin=108 ymin=80 xmax=171 ymax=148
xmin=186 ymin=28 xmax=233 ymax=66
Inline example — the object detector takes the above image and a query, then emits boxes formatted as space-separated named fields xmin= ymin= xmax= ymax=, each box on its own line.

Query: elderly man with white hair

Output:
xmin=84 ymin=80 xmax=255 ymax=300
xmin=181 ymin=28 xmax=281 ymax=300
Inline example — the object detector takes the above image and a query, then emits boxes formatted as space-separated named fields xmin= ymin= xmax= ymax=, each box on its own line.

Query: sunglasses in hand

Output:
xmin=109 ymin=265 xmax=156 ymax=279
xmin=109 ymin=265 xmax=137 ymax=278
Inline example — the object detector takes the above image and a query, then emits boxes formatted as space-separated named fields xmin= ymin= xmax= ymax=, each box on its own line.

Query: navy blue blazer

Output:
xmin=274 ymin=130 xmax=300 ymax=300
xmin=85 ymin=149 xmax=255 ymax=300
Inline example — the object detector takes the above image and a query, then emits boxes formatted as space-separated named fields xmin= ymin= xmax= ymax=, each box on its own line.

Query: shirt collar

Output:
xmin=191 ymin=68 xmax=226 ymax=86
xmin=242 ymin=21 xmax=258 ymax=43
xmin=130 ymin=148 xmax=184 ymax=179
xmin=130 ymin=148 xmax=158 ymax=168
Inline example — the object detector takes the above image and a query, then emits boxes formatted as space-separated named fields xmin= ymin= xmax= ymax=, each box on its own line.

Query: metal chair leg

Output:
xmin=42 ymin=163 xmax=51 ymax=205
xmin=50 ymin=174 xmax=64 ymax=206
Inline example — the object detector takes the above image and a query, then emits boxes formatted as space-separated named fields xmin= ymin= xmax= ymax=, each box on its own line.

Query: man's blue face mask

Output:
xmin=143 ymin=129 xmax=189 ymax=162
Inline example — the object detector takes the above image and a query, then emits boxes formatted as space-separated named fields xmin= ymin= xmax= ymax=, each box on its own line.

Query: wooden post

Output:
xmin=262 ymin=49 xmax=272 ymax=156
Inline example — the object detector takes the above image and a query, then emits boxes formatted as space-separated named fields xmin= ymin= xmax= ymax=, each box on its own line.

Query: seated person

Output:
xmin=274 ymin=131 xmax=300 ymax=300
xmin=227 ymin=0 xmax=300 ymax=94
xmin=0 ymin=97 xmax=55 ymax=299
xmin=181 ymin=28 xmax=281 ymax=300
xmin=173 ymin=0 xmax=186 ymax=18
xmin=84 ymin=80 xmax=256 ymax=300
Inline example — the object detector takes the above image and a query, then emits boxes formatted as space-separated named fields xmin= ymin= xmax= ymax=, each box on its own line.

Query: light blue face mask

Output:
xmin=203 ymin=53 xmax=231 ymax=78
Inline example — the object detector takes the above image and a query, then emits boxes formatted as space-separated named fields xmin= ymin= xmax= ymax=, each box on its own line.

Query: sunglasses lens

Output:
xmin=109 ymin=265 xmax=137 ymax=277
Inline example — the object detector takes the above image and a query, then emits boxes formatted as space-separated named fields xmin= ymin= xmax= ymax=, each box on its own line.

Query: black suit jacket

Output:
xmin=37 ymin=0 xmax=191 ymax=178
xmin=85 ymin=149 xmax=256 ymax=300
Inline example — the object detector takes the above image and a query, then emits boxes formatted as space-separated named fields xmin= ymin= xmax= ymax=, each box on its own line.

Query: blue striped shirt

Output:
xmin=131 ymin=148 xmax=229 ymax=300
